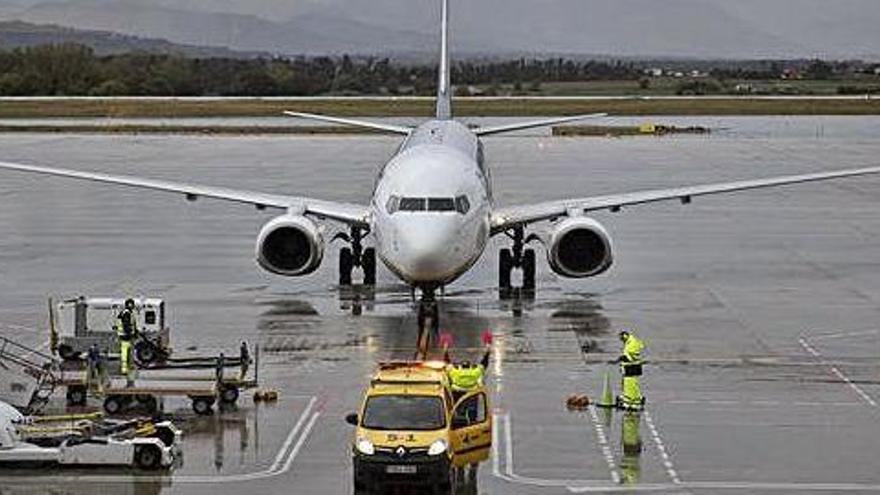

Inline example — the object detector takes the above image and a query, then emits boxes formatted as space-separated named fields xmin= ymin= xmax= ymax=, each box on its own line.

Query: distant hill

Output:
xmin=0 ymin=20 xmax=255 ymax=57
xmin=11 ymin=1 xmax=437 ymax=55
xmin=3 ymin=0 xmax=879 ymax=59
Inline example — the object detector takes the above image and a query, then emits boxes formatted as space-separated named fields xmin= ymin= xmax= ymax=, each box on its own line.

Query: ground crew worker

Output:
xmin=115 ymin=298 xmax=138 ymax=384
xmin=613 ymin=330 xmax=646 ymax=410
xmin=444 ymin=331 xmax=492 ymax=400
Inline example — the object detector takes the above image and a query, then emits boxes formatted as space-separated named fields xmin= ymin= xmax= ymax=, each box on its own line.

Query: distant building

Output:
xmin=874 ymin=67 xmax=880 ymax=76
xmin=734 ymin=83 xmax=754 ymax=94
xmin=780 ymin=69 xmax=802 ymax=80
xmin=644 ymin=68 xmax=663 ymax=77
xmin=466 ymin=85 xmax=485 ymax=96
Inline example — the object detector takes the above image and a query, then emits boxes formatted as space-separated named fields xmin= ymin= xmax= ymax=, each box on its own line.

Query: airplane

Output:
xmin=1 ymin=0 xmax=880 ymax=332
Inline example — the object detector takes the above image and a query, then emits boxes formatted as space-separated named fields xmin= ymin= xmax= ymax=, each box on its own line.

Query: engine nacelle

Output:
xmin=547 ymin=217 xmax=614 ymax=278
xmin=255 ymin=215 xmax=324 ymax=276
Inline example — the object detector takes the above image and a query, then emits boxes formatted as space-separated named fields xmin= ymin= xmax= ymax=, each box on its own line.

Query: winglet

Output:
xmin=435 ymin=0 xmax=452 ymax=120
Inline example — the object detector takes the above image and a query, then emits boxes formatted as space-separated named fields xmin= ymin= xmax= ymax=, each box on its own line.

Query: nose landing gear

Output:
xmin=415 ymin=288 xmax=439 ymax=360
xmin=499 ymin=226 xmax=537 ymax=299
xmin=337 ymin=226 xmax=376 ymax=286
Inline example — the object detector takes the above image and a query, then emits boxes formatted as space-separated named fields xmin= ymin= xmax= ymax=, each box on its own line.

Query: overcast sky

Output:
xmin=4 ymin=0 xmax=880 ymax=58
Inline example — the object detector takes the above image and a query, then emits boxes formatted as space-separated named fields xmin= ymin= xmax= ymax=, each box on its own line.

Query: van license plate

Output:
xmin=386 ymin=465 xmax=417 ymax=474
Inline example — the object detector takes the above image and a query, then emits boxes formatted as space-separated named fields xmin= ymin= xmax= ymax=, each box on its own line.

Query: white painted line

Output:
xmin=279 ymin=411 xmax=321 ymax=473
xmin=492 ymin=413 xmax=625 ymax=488
xmin=799 ymin=338 xmax=878 ymax=408
xmin=493 ymin=413 xmax=880 ymax=493
xmin=491 ymin=412 xmax=515 ymax=483
xmin=587 ymin=406 xmax=622 ymax=484
xmin=643 ymin=411 xmax=682 ymax=485
xmin=268 ymin=396 xmax=318 ymax=473
xmin=808 ymin=329 xmax=880 ymax=341
xmin=661 ymin=399 xmax=861 ymax=407
xmin=567 ymin=480 xmax=880 ymax=493
xmin=686 ymin=481 xmax=880 ymax=492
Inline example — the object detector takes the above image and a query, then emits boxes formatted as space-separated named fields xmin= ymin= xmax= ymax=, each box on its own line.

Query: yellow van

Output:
xmin=345 ymin=361 xmax=492 ymax=492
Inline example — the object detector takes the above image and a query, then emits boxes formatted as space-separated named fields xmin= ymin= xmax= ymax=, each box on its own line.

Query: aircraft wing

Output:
xmin=0 ymin=161 xmax=371 ymax=227
xmin=490 ymin=165 xmax=880 ymax=233
xmin=283 ymin=111 xmax=413 ymax=135
xmin=474 ymin=113 xmax=607 ymax=136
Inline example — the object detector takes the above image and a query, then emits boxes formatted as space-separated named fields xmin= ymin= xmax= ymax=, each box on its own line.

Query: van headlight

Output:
xmin=427 ymin=439 xmax=448 ymax=456
xmin=356 ymin=438 xmax=375 ymax=455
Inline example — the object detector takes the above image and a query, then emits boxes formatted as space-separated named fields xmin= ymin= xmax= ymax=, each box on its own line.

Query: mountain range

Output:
xmin=1 ymin=0 xmax=878 ymax=59
xmin=0 ymin=20 xmax=253 ymax=56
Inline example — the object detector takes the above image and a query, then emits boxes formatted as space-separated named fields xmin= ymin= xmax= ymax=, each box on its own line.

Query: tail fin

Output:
xmin=435 ymin=0 xmax=452 ymax=120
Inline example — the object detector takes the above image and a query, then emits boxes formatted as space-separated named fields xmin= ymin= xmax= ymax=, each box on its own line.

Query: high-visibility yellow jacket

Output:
xmin=448 ymin=365 xmax=485 ymax=391
xmin=621 ymin=334 xmax=644 ymax=364
xmin=115 ymin=309 xmax=137 ymax=342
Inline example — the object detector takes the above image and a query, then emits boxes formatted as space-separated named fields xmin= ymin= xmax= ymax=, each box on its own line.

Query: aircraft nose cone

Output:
xmin=394 ymin=217 xmax=462 ymax=281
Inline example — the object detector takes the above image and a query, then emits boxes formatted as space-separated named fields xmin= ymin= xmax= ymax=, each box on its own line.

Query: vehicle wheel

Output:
xmin=137 ymin=394 xmax=159 ymax=414
xmin=353 ymin=474 xmax=370 ymax=494
xmin=58 ymin=344 xmax=77 ymax=361
xmin=134 ymin=341 xmax=158 ymax=366
xmin=362 ymin=247 xmax=377 ymax=286
xmin=499 ymin=248 xmax=513 ymax=295
xmin=192 ymin=396 xmax=214 ymax=416
xmin=103 ymin=395 xmax=126 ymax=415
xmin=220 ymin=385 xmax=240 ymax=405
xmin=135 ymin=445 xmax=162 ymax=470
xmin=66 ymin=386 xmax=87 ymax=407
xmin=339 ymin=247 xmax=354 ymax=286
xmin=522 ymin=248 xmax=536 ymax=291
xmin=435 ymin=472 xmax=453 ymax=495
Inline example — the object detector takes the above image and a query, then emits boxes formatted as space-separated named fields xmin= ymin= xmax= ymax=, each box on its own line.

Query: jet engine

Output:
xmin=547 ymin=217 xmax=613 ymax=278
xmin=256 ymin=215 xmax=324 ymax=276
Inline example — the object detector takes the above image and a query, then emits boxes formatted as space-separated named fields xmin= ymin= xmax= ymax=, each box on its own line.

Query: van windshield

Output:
xmin=362 ymin=395 xmax=445 ymax=431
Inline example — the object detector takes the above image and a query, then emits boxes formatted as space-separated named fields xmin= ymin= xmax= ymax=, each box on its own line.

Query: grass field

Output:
xmin=0 ymin=124 xmax=378 ymax=135
xmin=0 ymin=97 xmax=878 ymax=118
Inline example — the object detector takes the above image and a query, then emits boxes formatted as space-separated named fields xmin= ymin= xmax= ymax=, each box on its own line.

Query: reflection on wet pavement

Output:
xmin=0 ymin=119 xmax=879 ymax=493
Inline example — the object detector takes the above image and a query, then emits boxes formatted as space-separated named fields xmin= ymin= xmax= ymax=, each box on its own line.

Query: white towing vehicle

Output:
xmin=50 ymin=296 xmax=171 ymax=365
xmin=0 ymin=401 xmax=181 ymax=469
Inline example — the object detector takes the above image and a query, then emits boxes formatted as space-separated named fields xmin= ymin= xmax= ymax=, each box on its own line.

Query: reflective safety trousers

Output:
xmin=448 ymin=365 xmax=484 ymax=391
xmin=120 ymin=340 xmax=132 ymax=375
xmin=622 ymin=376 xmax=643 ymax=404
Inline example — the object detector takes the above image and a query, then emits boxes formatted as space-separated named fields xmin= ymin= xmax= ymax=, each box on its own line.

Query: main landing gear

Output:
xmin=337 ymin=226 xmax=376 ymax=286
xmin=499 ymin=226 xmax=537 ymax=298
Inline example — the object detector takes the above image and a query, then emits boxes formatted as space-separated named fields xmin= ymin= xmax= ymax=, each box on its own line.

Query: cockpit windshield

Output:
xmin=387 ymin=195 xmax=470 ymax=214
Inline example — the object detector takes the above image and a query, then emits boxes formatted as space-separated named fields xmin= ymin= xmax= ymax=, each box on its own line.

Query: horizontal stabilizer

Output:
xmin=283 ymin=111 xmax=413 ymax=135
xmin=474 ymin=113 xmax=608 ymax=136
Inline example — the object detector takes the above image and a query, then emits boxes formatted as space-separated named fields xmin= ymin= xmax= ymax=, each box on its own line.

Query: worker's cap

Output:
xmin=619 ymin=330 xmax=631 ymax=339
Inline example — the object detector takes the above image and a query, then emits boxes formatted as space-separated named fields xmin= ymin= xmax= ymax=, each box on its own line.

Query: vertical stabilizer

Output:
xmin=435 ymin=0 xmax=452 ymax=120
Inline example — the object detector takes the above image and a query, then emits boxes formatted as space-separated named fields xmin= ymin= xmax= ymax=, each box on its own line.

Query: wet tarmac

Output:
xmin=1 ymin=116 xmax=879 ymax=494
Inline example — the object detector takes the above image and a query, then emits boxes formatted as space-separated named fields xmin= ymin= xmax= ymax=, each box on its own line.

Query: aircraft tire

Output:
xmin=339 ymin=247 xmax=354 ymax=286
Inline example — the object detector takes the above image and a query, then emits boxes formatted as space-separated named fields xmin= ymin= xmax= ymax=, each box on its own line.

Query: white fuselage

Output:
xmin=372 ymin=120 xmax=491 ymax=287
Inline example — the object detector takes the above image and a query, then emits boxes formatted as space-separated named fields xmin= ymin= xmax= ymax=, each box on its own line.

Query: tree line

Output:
xmin=0 ymin=44 xmax=646 ymax=96
xmin=0 ymin=44 xmax=875 ymax=96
